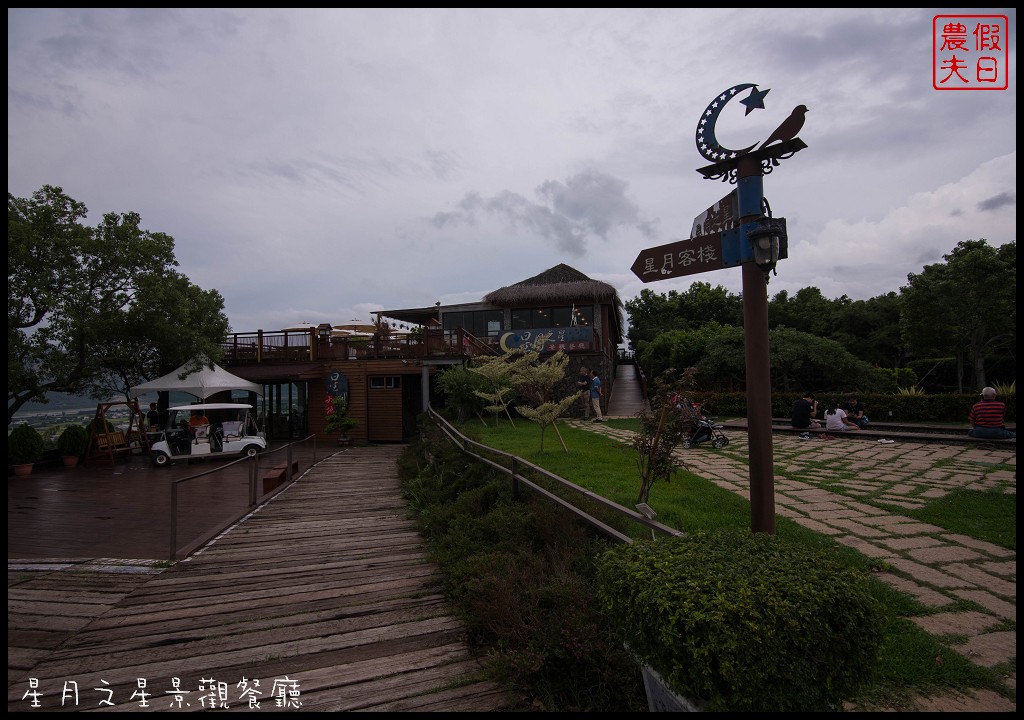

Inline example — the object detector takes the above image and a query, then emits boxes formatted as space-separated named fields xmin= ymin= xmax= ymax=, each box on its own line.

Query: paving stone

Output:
xmin=911 ymin=610 xmax=1001 ymax=635
xmin=951 ymin=589 xmax=1016 ymax=620
xmin=908 ymin=545 xmax=984 ymax=563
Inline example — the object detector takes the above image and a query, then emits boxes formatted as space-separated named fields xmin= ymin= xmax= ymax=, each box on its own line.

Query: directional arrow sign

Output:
xmin=631 ymin=232 xmax=726 ymax=282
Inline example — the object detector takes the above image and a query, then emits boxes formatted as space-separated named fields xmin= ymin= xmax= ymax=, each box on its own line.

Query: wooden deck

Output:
xmin=8 ymin=446 xmax=521 ymax=712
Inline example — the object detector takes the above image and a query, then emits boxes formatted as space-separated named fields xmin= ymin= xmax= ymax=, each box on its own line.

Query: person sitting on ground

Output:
xmin=824 ymin=399 xmax=860 ymax=432
xmin=968 ymin=387 xmax=1016 ymax=440
xmin=791 ymin=392 xmax=820 ymax=428
xmin=841 ymin=393 xmax=869 ymax=428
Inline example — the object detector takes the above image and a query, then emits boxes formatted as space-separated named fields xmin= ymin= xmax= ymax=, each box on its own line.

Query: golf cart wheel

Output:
xmin=151 ymin=451 xmax=170 ymax=468
xmin=681 ymin=437 xmax=692 ymax=449
xmin=712 ymin=438 xmax=729 ymax=449
xmin=243 ymin=445 xmax=260 ymax=459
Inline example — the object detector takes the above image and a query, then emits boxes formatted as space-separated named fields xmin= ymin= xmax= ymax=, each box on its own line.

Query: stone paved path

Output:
xmin=569 ymin=419 xmax=1016 ymax=712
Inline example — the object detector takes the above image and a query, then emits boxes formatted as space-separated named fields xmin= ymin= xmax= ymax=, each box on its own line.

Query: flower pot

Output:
xmin=62 ymin=455 xmax=80 ymax=468
xmin=13 ymin=463 xmax=34 ymax=477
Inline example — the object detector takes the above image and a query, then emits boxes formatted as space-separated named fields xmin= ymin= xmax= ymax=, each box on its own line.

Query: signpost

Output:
xmin=630 ymin=233 xmax=725 ymax=282
xmin=632 ymin=82 xmax=807 ymax=535
xmin=690 ymin=189 xmax=738 ymax=238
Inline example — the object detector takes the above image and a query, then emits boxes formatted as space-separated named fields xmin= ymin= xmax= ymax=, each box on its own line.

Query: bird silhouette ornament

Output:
xmin=759 ymin=105 xmax=808 ymax=150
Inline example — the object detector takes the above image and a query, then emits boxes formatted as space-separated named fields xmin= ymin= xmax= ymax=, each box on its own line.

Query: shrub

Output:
xmin=56 ymin=424 xmax=90 ymax=457
xmin=397 ymin=419 xmax=647 ymax=712
xmin=436 ymin=365 xmax=491 ymax=422
xmin=86 ymin=416 xmax=116 ymax=434
xmin=595 ymin=529 xmax=883 ymax=712
xmin=323 ymin=394 xmax=358 ymax=435
xmin=9 ymin=424 xmax=45 ymax=465
xmin=896 ymin=385 xmax=926 ymax=396
xmin=992 ymin=380 xmax=1016 ymax=397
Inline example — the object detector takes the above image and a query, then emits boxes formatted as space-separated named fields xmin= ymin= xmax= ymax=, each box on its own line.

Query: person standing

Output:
xmin=791 ymin=392 xmax=820 ymax=429
xmin=589 ymin=369 xmax=604 ymax=422
xmin=577 ymin=366 xmax=591 ymax=419
xmin=968 ymin=387 xmax=1016 ymax=439
xmin=146 ymin=402 xmax=160 ymax=431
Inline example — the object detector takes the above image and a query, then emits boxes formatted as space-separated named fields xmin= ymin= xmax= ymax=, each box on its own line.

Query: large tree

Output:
xmin=625 ymin=282 xmax=742 ymax=353
xmin=900 ymin=239 xmax=1015 ymax=392
xmin=8 ymin=185 xmax=230 ymax=421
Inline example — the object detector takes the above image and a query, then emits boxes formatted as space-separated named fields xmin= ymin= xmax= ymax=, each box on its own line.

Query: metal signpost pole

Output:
xmin=632 ymin=82 xmax=806 ymax=534
xmin=736 ymin=156 xmax=775 ymax=534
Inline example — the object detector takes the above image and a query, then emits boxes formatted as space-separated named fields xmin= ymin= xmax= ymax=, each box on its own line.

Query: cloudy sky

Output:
xmin=8 ymin=8 xmax=1016 ymax=337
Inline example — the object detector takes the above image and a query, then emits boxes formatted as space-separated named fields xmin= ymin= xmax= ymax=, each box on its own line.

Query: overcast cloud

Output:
xmin=7 ymin=8 xmax=1016 ymax=336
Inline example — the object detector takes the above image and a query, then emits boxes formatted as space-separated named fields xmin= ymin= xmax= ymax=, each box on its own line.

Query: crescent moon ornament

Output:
xmin=695 ymin=83 xmax=769 ymax=162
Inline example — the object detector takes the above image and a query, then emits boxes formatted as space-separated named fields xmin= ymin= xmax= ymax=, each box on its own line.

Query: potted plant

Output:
xmin=9 ymin=424 xmax=45 ymax=476
xmin=57 ymin=424 xmax=90 ymax=467
xmin=324 ymin=394 xmax=358 ymax=445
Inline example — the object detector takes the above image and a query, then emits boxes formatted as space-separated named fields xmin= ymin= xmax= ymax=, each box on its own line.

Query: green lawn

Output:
xmin=452 ymin=415 xmax=1014 ymax=709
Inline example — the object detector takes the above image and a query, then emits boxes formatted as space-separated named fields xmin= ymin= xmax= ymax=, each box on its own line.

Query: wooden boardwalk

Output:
xmin=8 ymin=446 xmax=520 ymax=712
xmin=606 ymin=362 xmax=649 ymax=418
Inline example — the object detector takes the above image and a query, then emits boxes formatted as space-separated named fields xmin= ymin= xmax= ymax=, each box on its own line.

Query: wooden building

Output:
xmin=221 ymin=264 xmax=624 ymax=443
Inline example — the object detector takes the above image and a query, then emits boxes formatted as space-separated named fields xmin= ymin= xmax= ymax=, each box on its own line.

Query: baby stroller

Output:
xmin=675 ymin=399 xmax=730 ymax=449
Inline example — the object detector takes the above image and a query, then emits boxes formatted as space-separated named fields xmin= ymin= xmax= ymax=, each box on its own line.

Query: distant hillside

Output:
xmin=12 ymin=390 xmax=212 ymax=418
xmin=11 ymin=392 xmax=121 ymax=416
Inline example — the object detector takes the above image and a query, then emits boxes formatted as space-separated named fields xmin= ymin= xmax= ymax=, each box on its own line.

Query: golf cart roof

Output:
xmin=168 ymin=403 xmax=254 ymax=411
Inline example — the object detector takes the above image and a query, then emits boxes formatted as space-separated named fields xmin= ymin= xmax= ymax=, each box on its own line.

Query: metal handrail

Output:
xmin=168 ymin=434 xmax=321 ymax=561
xmin=425 ymin=406 xmax=683 ymax=545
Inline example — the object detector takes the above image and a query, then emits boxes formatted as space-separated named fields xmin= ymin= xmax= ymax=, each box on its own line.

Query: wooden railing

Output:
xmin=425 ymin=406 xmax=683 ymax=544
xmin=220 ymin=326 xmax=605 ymax=364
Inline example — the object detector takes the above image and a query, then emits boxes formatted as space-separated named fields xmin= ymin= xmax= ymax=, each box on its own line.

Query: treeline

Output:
xmin=626 ymin=239 xmax=1015 ymax=396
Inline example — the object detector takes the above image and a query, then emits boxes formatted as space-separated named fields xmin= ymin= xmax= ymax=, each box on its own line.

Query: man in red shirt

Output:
xmin=968 ymin=387 xmax=1016 ymax=440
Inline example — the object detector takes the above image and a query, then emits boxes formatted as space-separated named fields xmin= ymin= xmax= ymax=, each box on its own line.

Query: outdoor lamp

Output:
xmin=747 ymin=216 xmax=787 ymax=273
xmin=317 ymin=323 xmax=332 ymax=341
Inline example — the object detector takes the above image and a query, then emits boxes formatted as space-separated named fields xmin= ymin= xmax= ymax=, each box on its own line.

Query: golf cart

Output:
xmin=149 ymin=402 xmax=266 ymax=467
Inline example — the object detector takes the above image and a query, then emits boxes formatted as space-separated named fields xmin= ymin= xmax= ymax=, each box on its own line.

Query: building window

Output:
xmin=511 ymin=306 xmax=592 ymax=329
xmin=511 ymin=309 xmax=530 ymax=329
xmin=370 ymin=376 xmax=400 ymax=389
xmin=551 ymin=307 xmax=572 ymax=327
xmin=443 ymin=310 xmax=504 ymax=337
xmin=573 ymin=305 xmax=593 ymax=326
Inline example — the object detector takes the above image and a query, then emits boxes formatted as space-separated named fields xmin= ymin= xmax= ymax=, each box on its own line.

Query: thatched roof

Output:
xmin=484 ymin=263 xmax=619 ymax=306
xmin=485 ymin=264 xmax=624 ymax=342
xmin=377 ymin=264 xmax=625 ymax=342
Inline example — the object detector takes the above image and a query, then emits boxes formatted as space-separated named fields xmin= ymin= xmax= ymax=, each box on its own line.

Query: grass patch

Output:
xmin=451 ymin=415 xmax=1012 ymax=708
xmin=905 ymin=487 xmax=1016 ymax=551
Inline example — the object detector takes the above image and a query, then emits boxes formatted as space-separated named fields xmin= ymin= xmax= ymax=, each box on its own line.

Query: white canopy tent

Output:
xmin=129 ymin=362 xmax=263 ymax=400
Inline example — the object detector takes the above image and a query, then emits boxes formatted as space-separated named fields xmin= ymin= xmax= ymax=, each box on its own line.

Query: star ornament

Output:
xmin=694 ymin=83 xmax=770 ymax=162
xmin=740 ymin=86 xmax=770 ymax=115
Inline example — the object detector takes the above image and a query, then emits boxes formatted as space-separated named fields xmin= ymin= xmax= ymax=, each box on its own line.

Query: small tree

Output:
xmin=436 ymin=365 xmax=490 ymax=422
xmin=469 ymin=351 xmax=530 ymax=427
xmin=632 ymin=369 xmax=698 ymax=505
xmin=509 ymin=349 xmax=578 ymax=453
